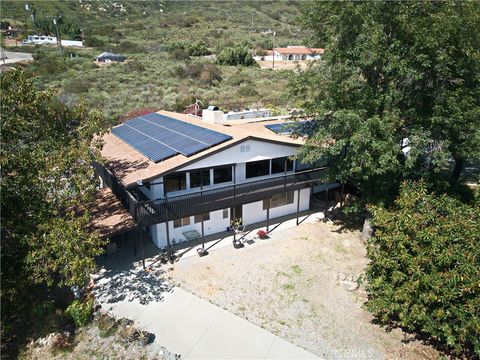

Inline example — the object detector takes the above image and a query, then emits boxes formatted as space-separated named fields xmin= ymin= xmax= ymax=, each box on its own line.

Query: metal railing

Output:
xmin=93 ymin=162 xmax=325 ymax=227
xmin=92 ymin=161 xmax=138 ymax=217
xmin=135 ymin=168 xmax=325 ymax=226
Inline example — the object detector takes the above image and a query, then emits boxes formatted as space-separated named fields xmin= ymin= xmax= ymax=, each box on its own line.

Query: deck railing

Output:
xmin=93 ymin=162 xmax=325 ymax=227
xmin=135 ymin=168 xmax=325 ymax=226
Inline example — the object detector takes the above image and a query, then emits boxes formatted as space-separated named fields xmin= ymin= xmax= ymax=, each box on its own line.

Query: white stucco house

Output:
xmin=254 ymin=46 xmax=324 ymax=62
xmin=94 ymin=109 xmax=330 ymax=253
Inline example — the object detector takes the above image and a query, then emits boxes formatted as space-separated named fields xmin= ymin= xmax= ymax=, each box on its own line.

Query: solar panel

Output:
xmin=265 ymin=121 xmax=319 ymax=136
xmin=265 ymin=123 xmax=290 ymax=134
xmin=111 ymin=113 xmax=232 ymax=163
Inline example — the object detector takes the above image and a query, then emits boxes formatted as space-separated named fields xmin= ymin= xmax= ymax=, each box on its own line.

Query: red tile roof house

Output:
xmin=254 ymin=46 xmax=324 ymax=61
xmin=92 ymin=109 xmax=336 ymax=260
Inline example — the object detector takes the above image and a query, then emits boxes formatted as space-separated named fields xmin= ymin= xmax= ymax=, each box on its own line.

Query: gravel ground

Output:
xmin=165 ymin=221 xmax=439 ymax=360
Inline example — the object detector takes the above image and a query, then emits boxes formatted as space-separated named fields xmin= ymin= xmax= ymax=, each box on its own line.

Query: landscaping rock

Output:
xmin=361 ymin=219 xmax=374 ymax=241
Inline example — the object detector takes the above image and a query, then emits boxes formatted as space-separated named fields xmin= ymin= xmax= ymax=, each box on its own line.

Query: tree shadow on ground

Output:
xmin=326 ymin=208 xmax=365 ymax=233
xmin=94 ymin=268 xmax=173 ymax=305
xmin=94 ymin=261 xmax=174 ymax=305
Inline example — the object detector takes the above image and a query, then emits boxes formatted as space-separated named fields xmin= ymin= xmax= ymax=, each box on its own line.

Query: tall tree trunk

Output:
xmin=451 ymin=157 xmax=465 ymax=185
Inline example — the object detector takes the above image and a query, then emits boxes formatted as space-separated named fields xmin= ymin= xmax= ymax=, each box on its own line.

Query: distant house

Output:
xmin=96 ymin=52 xmax=127 ymax=62
xmin=254 ymin=46 xmax=324 ymax=61
xmin=22 ymin=35 xmax=83 ymax=47
xmin=23 ymin=35 xmax=57 ymax=45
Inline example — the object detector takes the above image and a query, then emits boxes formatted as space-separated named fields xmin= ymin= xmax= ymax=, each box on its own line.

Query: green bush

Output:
xmin=84 ymin=36 xmax=105 ymax=48
xmin=366 ymin=181 xmax=480 ymax=357
xmin=216 ymin=46 xmax=256 ymax=67
xmin=117 ymin=40 xmax=145 ymax=54
xmin=125 ymin=60 xmax=145 ymax=72
xmin=170 ymin=48 xmax=190 ymax=61
xmin=166 ymin=40 xmax=210 ymax=57
xmin=65 ymin=299 xmax=93 ymax=327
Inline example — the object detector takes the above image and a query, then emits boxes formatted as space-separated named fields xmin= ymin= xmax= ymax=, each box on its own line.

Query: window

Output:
xmin=173 ymin=217 xmax=191 ymax=228
xmin=246 ymin=159 xmax=270 ymax=178
xmin=194 ymin=212 xmax=210 ymax=223
xmin=213 ymin=166 xmax=232 ymax=184
xmin=263 ymin=192 xmax=294 ymax=210
xmin=240 ymin=144 xmax=251 ymax=153
xmin=271 ymin=157 xmax=294 ymax=174
xmin=190 ymin=169 xmax=210 ymax=188
xmin=143 ymin=181 xmax=151 ymax=190
xmin=164 ymin=173 xmax=186 ymax=194
xmin=223 ymin=208 xmax=229 ymax=219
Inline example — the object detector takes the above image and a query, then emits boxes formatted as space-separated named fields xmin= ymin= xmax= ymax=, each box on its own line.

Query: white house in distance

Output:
xmin=93 ymin=109 xmax=331 ymax=254
xmin=22 ymin=35 xmax=83 ymax=47
xmin=254 ymin=46 xmax=324 ymax=62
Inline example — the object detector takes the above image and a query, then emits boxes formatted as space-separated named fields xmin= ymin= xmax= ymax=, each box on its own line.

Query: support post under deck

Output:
xmin=139 ymin=227 xmax=145 ymax=270
xmin=266 ymin=197 xmax=270 ymax=232
xmin=296 ymin=188 xmax=301 ymax=225
xmin=325 ymin=187 xmax=329 ymax=214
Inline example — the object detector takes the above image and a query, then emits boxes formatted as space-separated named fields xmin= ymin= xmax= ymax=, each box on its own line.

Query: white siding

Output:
xmin=243 ymin=188 xmax=311 ymax=225
xmin=150 ymin=209 xmax=230 ymax=249
xmin=178 ymin=139 xmax=298 ymax=171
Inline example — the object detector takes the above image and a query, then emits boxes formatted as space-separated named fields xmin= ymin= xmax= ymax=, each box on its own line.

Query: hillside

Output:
xmin=2 ymin=1 xmax=310 ymax=125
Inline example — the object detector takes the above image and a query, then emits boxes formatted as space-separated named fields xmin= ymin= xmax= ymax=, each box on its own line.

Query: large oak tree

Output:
xmin=292 ymin=1 xmax=480 ymax=203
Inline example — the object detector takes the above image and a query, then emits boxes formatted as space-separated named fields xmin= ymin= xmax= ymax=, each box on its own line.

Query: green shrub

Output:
xmin=65 ymin=299 xmax=93 ymax=327
xmin=84 ymin=36 xmax=105 ymax=48
xmin=199 ymin=63 xmax=222 ymax=86
xmin=216 ymin=46 xmax=256 ymax=67
xmin=166 ymin=40 xmax=210 ymax=57
xmin=170 ymin=48 xmax=190 ymax=61
xmin=117 ymin=40 xmax=145 ymax=53
xmin=125 ymin=60 xmax=145 ymax=72
xmin=366 ymin=181 xmax=480 ymax=357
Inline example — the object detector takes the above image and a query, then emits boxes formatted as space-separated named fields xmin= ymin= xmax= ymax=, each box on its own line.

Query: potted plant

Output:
xmin=231 ymin=218 xmax=246 ymax=248
xmin=197 ymin=247 xmax=208 ymax=257
xmin=256 ymin=229 xmax=269 ymax=239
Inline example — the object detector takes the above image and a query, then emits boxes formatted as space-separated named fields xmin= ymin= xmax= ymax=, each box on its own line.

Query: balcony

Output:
xmin=135 ymin=168 xmax=326 ymax=226
xmin=93 ymin=162 xmax=326 ymax=227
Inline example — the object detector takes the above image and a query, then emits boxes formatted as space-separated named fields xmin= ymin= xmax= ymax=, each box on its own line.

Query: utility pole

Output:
xmin=53 ymin=17 xmax=64 ymax=60
xmin=272 ymin=30 xmax=275 ymax=69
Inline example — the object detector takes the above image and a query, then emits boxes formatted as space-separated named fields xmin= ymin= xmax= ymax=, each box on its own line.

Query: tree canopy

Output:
xmin=367 ymin=181 xmax=480 ymax=356
xmin=1 ymin=72 xmax=105 ymax=342
xmin=292 ymin=1 xmax=480 ymax=204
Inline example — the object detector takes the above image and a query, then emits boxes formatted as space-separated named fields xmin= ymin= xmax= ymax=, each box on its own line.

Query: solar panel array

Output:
xmin=265 ymin=121 xmax=319 ymax=136
xmin=112 ymin=113 xmax=232 ymax=163
xmin=265 ymin=123 xmax=291 ymax=135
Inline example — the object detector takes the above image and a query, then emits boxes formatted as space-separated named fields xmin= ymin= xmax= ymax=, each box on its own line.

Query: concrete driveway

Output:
xmin=94 ymin=250 xmax=318 ymax=359
xmin=104 ymin=286 xmax=318 ymax=359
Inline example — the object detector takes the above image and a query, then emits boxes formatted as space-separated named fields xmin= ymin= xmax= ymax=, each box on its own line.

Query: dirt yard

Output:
xmin=166 ymin=221 xmax=439 ymax=360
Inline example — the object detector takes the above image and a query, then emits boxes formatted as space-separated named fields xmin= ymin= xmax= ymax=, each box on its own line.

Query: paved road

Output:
xmin=1 ymin=49 xmax=33 ymax=64
xmin=102 ymin=285 xmax=319 ymax=359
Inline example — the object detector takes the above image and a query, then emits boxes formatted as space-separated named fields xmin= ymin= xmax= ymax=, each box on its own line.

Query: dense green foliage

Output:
xmin=166 ymin=40 xmax=211 ymax=57
xmin=217 ymin=45 xmax=256 ymax=67
xmin=366 ymin=182 xmax=480 ymax=356
xmin=65 ymin=299 xmax=94 ymax=327
xmin=1 ymin=72 xmax=105 ymax=353
xmin=293 ymin=1 xmax=480 ymax=204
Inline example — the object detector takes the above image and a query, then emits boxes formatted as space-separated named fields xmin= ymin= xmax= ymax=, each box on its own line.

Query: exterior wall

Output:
xmin=149 ymin=187 xmax=311 ymax=249
xmin=180 ymin=139 xmax=297 ymax=171
xmin=150 ymin=208 xmax=230 ymax=248
xmin=243 ymin=187 xmax=310 ymax=225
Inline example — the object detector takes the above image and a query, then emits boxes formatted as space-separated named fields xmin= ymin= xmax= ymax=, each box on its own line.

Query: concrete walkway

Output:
xmin=102 ymin=285 xmax=318 ymax=359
